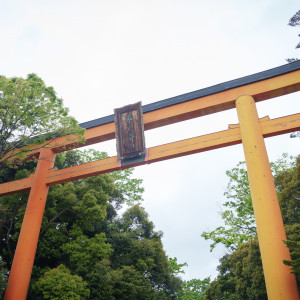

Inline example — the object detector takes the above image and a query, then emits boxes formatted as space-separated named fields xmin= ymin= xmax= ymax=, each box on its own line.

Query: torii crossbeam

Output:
xmin=1 ymin=62 xmax=300 ymax=299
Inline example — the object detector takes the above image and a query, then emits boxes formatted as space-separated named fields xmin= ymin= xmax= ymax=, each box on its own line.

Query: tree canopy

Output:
xmin=0 ymin=74 xmax=85 ymax=168
xmin=201 ymin=154 xmax=295 ymax=252
xmin=179 ymin=278 xmax=211 ymax=300
xmin=203 ymin=155 xmax=300 ymax=299
xmin=286 ymin=9 xmax=300 ymax=63
xmin=34 ymin=264 xmax=90 ymax=300
xmin=0 ymin=149 xmax=182 ymax=299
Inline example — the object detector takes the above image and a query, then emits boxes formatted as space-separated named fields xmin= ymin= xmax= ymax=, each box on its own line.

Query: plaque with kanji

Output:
xmin=114 ymin=102 xmax=146 ymax=163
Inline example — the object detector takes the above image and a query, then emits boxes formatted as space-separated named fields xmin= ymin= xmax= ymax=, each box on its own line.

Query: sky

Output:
xmin=0 ymin=0 xmax=300 ymax=281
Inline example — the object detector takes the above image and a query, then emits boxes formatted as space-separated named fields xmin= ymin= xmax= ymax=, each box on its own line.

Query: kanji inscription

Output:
xmin=114 ymin=102 xmax=146 ymax=161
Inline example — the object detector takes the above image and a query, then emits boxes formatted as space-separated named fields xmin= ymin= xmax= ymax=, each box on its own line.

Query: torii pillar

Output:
xmin=4 ymin=149 xmax=56 ymax=300
xmin=236 ymin=95 xmax=299 ymax=300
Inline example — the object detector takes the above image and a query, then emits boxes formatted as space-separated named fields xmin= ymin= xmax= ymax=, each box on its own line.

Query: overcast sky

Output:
xmin=1 ymin=0 xmax=300 ymax=281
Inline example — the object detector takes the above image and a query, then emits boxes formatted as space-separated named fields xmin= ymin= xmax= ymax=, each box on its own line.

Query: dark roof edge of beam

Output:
xmin=80 ymin=61 xmax=300 ymax=129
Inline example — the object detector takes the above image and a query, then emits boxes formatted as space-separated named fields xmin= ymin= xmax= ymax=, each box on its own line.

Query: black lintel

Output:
xmin=79 ymin=61 xmax=300 ymax=130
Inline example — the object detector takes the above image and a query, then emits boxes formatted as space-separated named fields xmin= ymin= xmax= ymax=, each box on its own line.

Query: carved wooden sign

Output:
xmin=114 ymin=102 xmax=146 ymax=163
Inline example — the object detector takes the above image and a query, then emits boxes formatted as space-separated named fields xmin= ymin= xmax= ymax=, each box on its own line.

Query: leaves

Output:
xmin=168 ymin=257 xmax=188 ymax=275
xmin=61 ymin=233 xmax=113 ymax=275
xmin=179 ymin=278 xmax=210 ymax=300
xmin=0 ymin=74 xmax=85 ymax=166
xmin=201 ymin=161 xmax=255 ymax=251
xmin=203 ymin=154 xmax=300 ymax=298
xmin=287 ymin=10 xmax=300 ymax=62
xmin=205 ymin=238 xmax=267 ymax=300
xmin=54 ymin=149 xmax=145 ymax=207
xmin=288 ymin=10 xmax=300 ymax=27
xmin=0 ymin=257 xmax=8 ymax=299
xmin=283 ymin=224 xmax=300 ymax=280
xmin=201 ymin=154 xmax=296 ymax=252
xmin=34 ymin=265 xmax=90 ymax=300
xmin=0 ymin=147 xmax=183 ymax=299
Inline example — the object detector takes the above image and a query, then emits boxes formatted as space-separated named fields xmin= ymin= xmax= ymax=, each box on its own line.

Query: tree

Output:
xmin=61 ymin=233 xmax=113 ymax=276
xmin=201 ymin=161 xmax=255 ymax=252
xmin=287 ymin=10 xmax=300 ymax=139
xmin=0 ymin=74 xmax=85 ymax=168
xmin=0 ymin=149 xmax=181 ymax=299
xmin=56 ymin=149 xmax=145 ymax=206
xmin=203 ymin=155 xmax=300 ymax=299
xmin=34 ymin=264 xmax=90 ymax=300
xmin=286 ymin=10 xmax=300 ymax=63
xmin=0 ymin=256 xmax=8 ymax=299
xmin=112 ymin=265 xmax=157 ymax=300
xmin=107 ymin=205 xmax=182 ymax=299
xmin=168 ymin=257 xmax=188 ymax=275
xmin=283 ymin=224 xmax=300 ymax=282
xmin=167 ymin=256 xmax=210 ymax=299
xmin=277 ymin=155 xmax=300 ymax=284
xmin=179 ymin=278 xmax=211 ymax=300
xmin=205 ymin=226 xmax=300 ymax=300
xmin=204 ymin=238 xmax=267 ymax=300
xmin=201 ymin=154 xmax=296 ymax=252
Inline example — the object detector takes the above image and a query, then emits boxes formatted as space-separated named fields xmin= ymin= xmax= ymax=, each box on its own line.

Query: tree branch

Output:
xmin=40 ymin=207 xmax=77 ymax=236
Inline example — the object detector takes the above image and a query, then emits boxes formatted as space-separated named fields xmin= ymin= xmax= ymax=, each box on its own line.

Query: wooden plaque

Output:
xmin=114 ymin=102 xmax=146 ymax=162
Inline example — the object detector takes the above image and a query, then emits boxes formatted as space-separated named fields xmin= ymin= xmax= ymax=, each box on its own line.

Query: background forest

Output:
xmin=0 ymin=147 xmax=299 ymax=299
xmin=0 ymin=149 xmax=182 ymax=299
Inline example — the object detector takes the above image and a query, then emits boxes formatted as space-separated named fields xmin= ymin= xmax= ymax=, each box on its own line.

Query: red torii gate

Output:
xmin=1 ymin=62 xmax=300 ymax=299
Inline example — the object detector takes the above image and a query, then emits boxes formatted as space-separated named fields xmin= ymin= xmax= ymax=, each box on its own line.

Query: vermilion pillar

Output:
xmin=4 ymin=149 xmax=56 ymax=300
xmin=236 ymin=95 xmax=299 ymax=300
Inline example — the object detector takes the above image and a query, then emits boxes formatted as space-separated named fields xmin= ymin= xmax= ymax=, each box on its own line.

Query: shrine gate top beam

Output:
xmin=18 ymin=61 xmax=300 ymax=159
xmin=81 ymin=61 xmax=300 ymax=130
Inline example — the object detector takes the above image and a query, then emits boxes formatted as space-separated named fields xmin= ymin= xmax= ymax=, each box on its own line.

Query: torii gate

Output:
xmin=1 ymin=62 xmax=300 ymax=300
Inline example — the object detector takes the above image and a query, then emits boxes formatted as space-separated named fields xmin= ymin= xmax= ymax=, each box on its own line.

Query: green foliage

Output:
xmin=201 ymin=161 xmax=255 ymax=251
xmin=284 ymin=224 xmax=300 ymax=286
xmin=201 ymin=154 xmax=295 ymax=252
xmin=54 ymin=149 xmax=145 ymax=206
xmin=110 ymin=168 xmax=144 ymax=205
xmin=72 ymin=149 xmax=145 ymax=203
xmin=280 ymin=156 xmax=300 ymax=282
xmin=205 ymin=238 xmax=267 ymax=300
xmin=0 ymin=149 xmax=180 ymax=299
xmin=0 ymin=256 xmax=8 ymax=299
xmin=62 ymin=233 xmax=113 ymax=275
xmin=34 ymin=264 xmax=90 ymax=300
xmin=275 ymin=155 xmax=300 ymax=226
xmin=84 ymin=258 xmax=114 ymax=300
xmin=204 ymin=224 xmax=300 ymax=300
xmin=204 ymin=155 xmax=300 ymax=298
xmin=167 ymin=257 xmax=210 ymax=299
xmin=0 ymin=74 xmax=85 ymax=167
xmin=168 ymin=257 xmax=188 ymax=275
xmin=107 ymin=205 xmax=182 ymax=299
xmin=179 ymin=278 xmax=210 ymax=300
xmin=112 ymin=265 xmax=156 ymax=299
